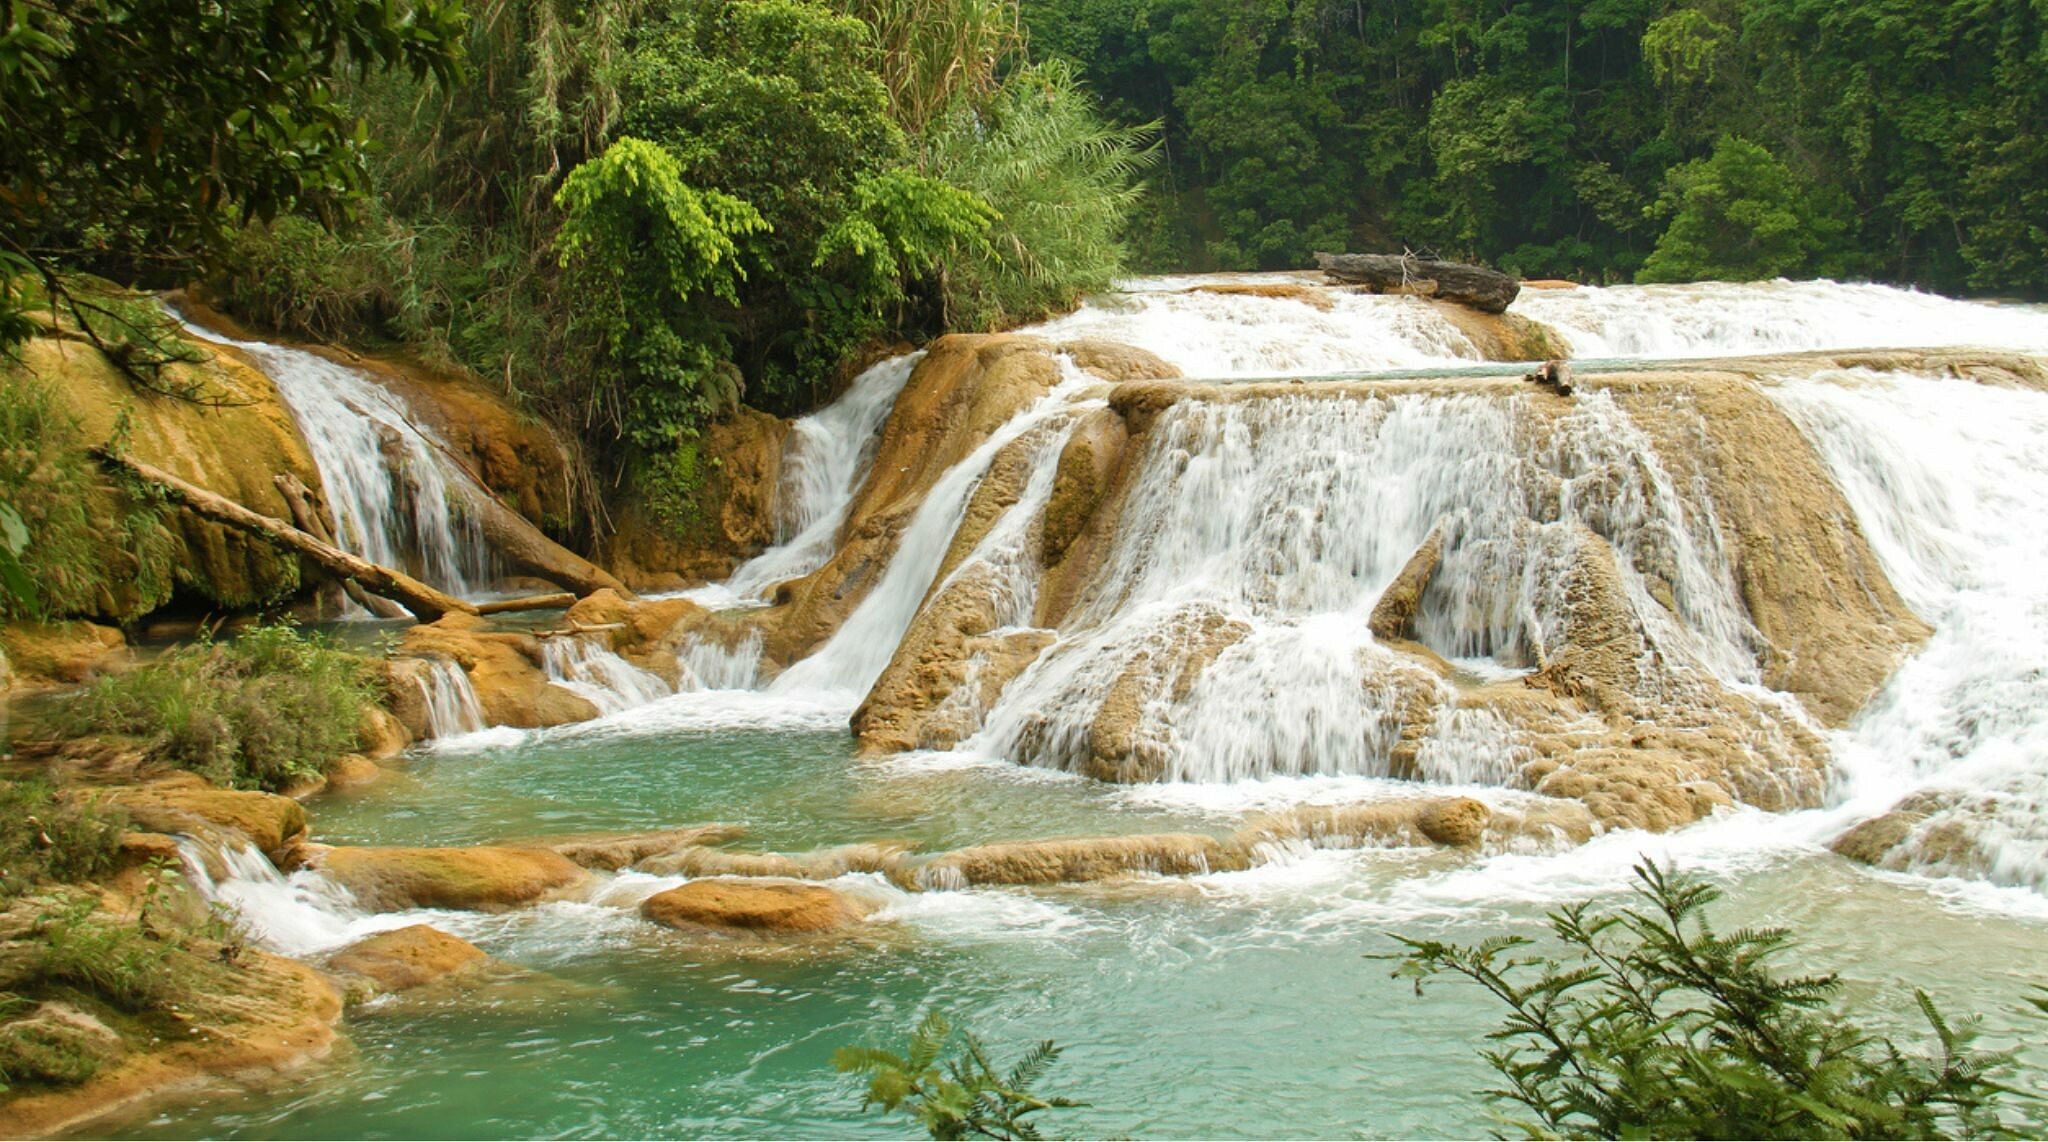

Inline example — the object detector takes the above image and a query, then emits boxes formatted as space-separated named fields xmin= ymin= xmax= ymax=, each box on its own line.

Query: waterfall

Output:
xmin=968 ymin=389 xmax=1760 ymax=783
xmin=686 ymin=353 xmax=922 ymax=608
xmin=541 ymin=636 xmax=674 ymax=715
xmin=1768 ymin=369 xmax=2048 ymax=891
xmin=678 ymin=632 xmax=764 ymax=691
xmin=1514 ymin=280 xmax=2048 ymax=359
xmin=175 ymin=316 xmax=494 ymax=597
xmin=415 ymin=657 xmax=485 ymax=739
xmin=767 ymin=369 xmax=1096 ymax=701
xmin=174 ymin=837 xmax=372 ymax=957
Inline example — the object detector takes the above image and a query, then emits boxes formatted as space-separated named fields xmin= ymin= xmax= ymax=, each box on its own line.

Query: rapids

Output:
xmin=138 ymin=276 xmax=2048 ymax=1139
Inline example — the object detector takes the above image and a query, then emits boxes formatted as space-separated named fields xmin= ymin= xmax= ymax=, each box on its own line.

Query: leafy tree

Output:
xmin=1638 ymin=136 xmax=1847 ymax=283
xmin=1392 ymin=863 xmax=2035 ymax=1139
xmin=0 ymin=0 xmax=466 ymax=349
xmin=836 ymin=1011 xmax=1084 ymax=1141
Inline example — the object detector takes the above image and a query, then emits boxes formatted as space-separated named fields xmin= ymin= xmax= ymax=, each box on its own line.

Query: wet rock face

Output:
xmin=101 ymin=778 xmax=309 ymax=858
xmin=640 ymin=879 xmax=873 ymax=934
xmin=608 ymin=407 xmax=793 ymax=590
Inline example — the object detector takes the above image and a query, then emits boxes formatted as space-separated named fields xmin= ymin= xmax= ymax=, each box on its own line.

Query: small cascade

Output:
xmin=690 ymin=353 xmax=922 ymax=606
xmin=174 ymin=837 xmax=371 ymax=957
xmin=541 ymin=636 xmax=674 ymax=715
xmin=678 ymin=632 xmax=764 ymax=691
xmin=1769 ymin=369 xmax=2048 ymax=890
xmin=1021 ymin=275 xmax=1488 ymax=376
xmin=1514 ymin=280 xmax=2048 ymax=359
xmin=174 ymin=316 xmax=494 ymax=597
xmin=415 ymin=657 xmax=485 ymax=739
xmin=768 ymin=369 xmax=1097 ymax=701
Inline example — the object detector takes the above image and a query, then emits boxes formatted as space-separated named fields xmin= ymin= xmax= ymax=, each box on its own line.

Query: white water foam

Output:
xmin=414 ymin=656 xmax=485 ymax=739
xmin=541 ymin=635 xmax=674 ymax=715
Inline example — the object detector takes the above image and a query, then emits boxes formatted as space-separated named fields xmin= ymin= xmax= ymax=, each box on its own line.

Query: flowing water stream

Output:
xmin=129 ymin=278 xmax=2048 ymax=1138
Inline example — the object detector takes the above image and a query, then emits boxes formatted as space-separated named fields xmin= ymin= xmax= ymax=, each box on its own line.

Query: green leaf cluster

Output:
xmin=1392 ymin=862 xmax=2039 ymax=1139
xmin=835 ymin=1010 xmax=1084 ymax=1141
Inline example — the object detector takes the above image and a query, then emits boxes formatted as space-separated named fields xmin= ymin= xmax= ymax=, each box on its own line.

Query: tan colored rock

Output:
xmin=637 ymin=842 xmax=908 ymax=881
xmin=0 ymin=621 xmax=127 ymax=687
xmin=911 ymin=833 xmax=1251 ymax=888
xmin=607 ymin=406 xmax=791 ymax=588
xmin=1428 ymin=302 xmax=1565 ymax=361
xmin=304 ymin=844 xmax=588 ymax=911
xmin=98 ymin=779 xmax=308 ymax=856
xmin=377 ymin=657 xmax=434 ymax=740
xmin=1057 ymin=338 xmax=1184 ymax=381
xmin=357 ymin=706 xmax=410 ymax=760
xmin=327 ymin=925 xmax=487 ymax=993
xmin=1614 ymin=378 xmax=1931 ymax=726
xmin=641 ymin=879 xmax=873 ymax=933
xmin=1417 ymin=796 xmax=1492 ymax=847
xmin=545 ymin=825 xmax=748 ymax=871
xmin=399 ymin=614 xmax=599 ymax=728
xmin=0 ymin=947 xmax=341 ymax=1139
xmin=854 ymin=561 xmax=1054 ymax=754
xmin=323 ymin=753 xmax=385 ymax=790
xmin=1183 ymin=281 xmax=1335 ymax=311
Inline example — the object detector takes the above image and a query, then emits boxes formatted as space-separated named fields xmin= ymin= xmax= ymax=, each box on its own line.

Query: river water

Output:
xmin=123 ymin=278 xmax=2048 ymax=1138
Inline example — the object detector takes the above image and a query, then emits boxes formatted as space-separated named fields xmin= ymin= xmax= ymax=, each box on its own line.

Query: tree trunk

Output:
xmin=476 ymin=593 xmax=578 ymax=616
xmin=100 ymin=450 xmax=476 ymax=623
xmin=1313 ymin=253 xmax=1521 ymax=314
xmin=446 ymin=482 xmax=633 ymax=600
xmin=273 ymin=474 xmax=411 ymax=620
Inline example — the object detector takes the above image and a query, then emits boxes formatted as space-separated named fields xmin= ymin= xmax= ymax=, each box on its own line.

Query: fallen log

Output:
xmin=98 ymin=450 xmax=477 ymax=623
xmin=1313 ymin=252 xmax=1521 ymax=314
xmin=449 ymin=483 xmax=633 ymax=600
xmin=476 ymin=593 xmax=577 ymax=616
xmin=273 ymin=474 xmax=410 ymax=620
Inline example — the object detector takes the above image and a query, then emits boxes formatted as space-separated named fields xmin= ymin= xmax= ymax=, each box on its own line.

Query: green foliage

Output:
xmin=0 ymin=0 xmax=466 ymax=353
xmin=1638 ymin=136 xmax=1848 ymax=283
xmin=0 ymin=781 xmax=126 ymax=901
xmin=835 ymin=1011 xmax=1084 ymax=1141
xmin=0 ymin=370 xmax=173 ymax=622
xmin=58 ymin=623 xmax=377 ymax=792
xmin=1022 ymin=0 xmax=2048 ymax=292
xmin=1392 ymin=862 xmax=2035 ymax=1139
xmin=922 ymin=59 xmax=1154 ymax=327
xmin=555 ymin=137 xmax=766 ymax=448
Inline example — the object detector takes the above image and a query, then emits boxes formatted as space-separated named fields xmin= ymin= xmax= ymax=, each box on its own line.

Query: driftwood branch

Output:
xmin=477 ymin=593 xmax=577 ymax=616
xmin=98 ymin=450 xmax=477 ymax=622
xmin=1313 ymin=252 xmax=1521 ymax=314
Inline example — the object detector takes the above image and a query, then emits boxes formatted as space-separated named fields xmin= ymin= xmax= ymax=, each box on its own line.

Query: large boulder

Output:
xmin=327 ymin=925 xmax=488 ymax=993
xmin=298 ymin=843 xmax=589 ymax=911
xmin=399 ymin=614 xmax=599 ymax=728
xmin=98 ymin=778 xmax=309 ymax=856
xmin=0 ymin=621 xmax=127 ymax=688
xmin=640 ymin=878 xmax=874 ymax=934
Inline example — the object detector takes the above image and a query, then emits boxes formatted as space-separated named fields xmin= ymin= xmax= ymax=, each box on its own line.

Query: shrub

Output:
xmin=0 ymin=781 xmax=127 ymax=900
xmin=1392 ymin=862 xmax=2036 ymax=1139
xmin=58 ymin=622 xmax=377 ymax=791
xmin=835 ymin=1010 xmax=1083 ymax=1140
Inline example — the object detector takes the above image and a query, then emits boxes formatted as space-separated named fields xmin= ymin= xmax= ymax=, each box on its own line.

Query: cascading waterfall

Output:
xmin=766 ymin=368 xmax=1097 ymax=701
xmin=1514 ymin=280 xmax=2048 ymax=359
xmin=686 ymin=353 xmax=922 ymax=607
xmin=678 ymin=631 xmax=764 ymax=691
xmin=541 ymin=636 xmax=674 ymax=715
xmin=176 ymin=317 xmax=494 ymax=596
xmin=174 ymin=837 xmax=373 ymax=957
xmin=1768 ymin=369 xmax=2048 ymax=891
xmin=415 ymin=657 xmax=486 ymax=739
xmin=966 ymin=389 xmax=1762 ymax=783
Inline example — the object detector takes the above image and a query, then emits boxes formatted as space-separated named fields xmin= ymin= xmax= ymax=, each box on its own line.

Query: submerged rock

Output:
xmin=641 ymin=879 xmax=874 ymax=934
xmin=909 ymin=833 xmax=1253 ymax=889
xmin=546 ymin=825 xmax=748 ymax=871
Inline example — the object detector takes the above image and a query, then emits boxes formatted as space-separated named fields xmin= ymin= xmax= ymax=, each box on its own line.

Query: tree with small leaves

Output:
xmin=834 ymin=1011 xmax=1084 ymax=1140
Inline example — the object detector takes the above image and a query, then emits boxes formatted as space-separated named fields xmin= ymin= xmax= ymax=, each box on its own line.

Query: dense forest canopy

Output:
xmin=1022 ymin=0 xmax=2048 ymax=294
